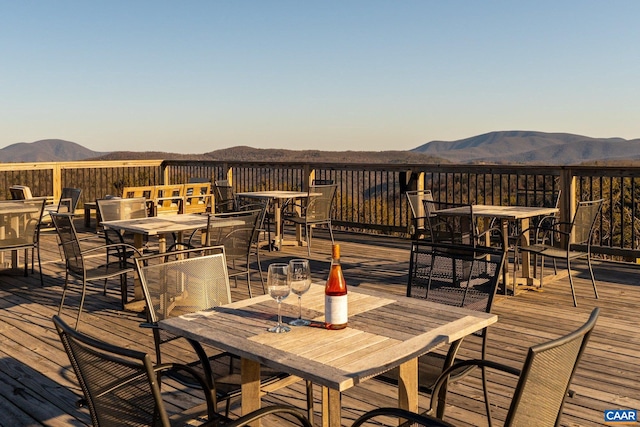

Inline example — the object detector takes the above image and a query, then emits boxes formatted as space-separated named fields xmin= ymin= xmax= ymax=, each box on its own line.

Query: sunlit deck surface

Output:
xmin=0 ymin=217 xmax=638 ymax=426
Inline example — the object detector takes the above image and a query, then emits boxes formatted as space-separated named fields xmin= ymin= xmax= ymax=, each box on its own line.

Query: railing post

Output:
xmin=52 ymin=163 xmax=62 ymax=201
xmin=225 ymin=164 xmax=233 ymax=186
xmin=304 ymin=164 xmax=313 ymax=190
xmin=400 ymin=170 xmax=423 ymax=194
xmin=559 ymin=168 xmax=576 ymax=243
xmin=161 ymin=162 xmax=170 ymax=185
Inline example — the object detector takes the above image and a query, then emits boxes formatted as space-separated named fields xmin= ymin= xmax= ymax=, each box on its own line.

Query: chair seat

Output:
xmin=520 ymin=243 xmax=589 ymax=260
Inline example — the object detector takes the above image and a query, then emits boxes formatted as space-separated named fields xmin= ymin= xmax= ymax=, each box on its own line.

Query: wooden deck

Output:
xmin=0 ymin=218 xmax=638 ymax=426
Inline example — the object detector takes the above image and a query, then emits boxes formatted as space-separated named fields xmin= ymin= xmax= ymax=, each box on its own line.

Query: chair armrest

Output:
xmin=80 ymin=243 xmax=143 ymax=257
xmin=478 ymin=227 xmax=504 ymax=250
xmin=154 ymin=362 xmax=216 ymax=422
xmin=428 ymin=359 xmax=521 ymax=417
xmin=139 ymin=322 xmax=157 ymax=329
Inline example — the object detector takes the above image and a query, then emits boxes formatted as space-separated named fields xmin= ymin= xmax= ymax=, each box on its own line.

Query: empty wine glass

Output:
xmin=267 ymin=263 xmax=291 ymax=333
xmin=288 ymin=259 xmax=312 ymax=326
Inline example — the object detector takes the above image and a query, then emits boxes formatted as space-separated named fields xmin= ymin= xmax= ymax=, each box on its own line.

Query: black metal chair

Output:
xmin=515 ymin=199 xmax=603 ymax=306
xmin=96 ymin=197 xmax=150 ymax=265
xmin=424 ymin=307 xmax=600 ymax=427
xmin=41 ymin=187 xmax=83 ymax=226
xmin=282 ymin=184 xmax=337 ymax=256
xmin=422 ymin=199 xmax=502 ymax=248
xmin=214 ymin=180 xmax=237 ymax=213
xmin=186 ymin=208 xmax=266 ymax=297
xmin=134 ymin=246 xmax=305 ymax=418
xmin=377 ymin=241 xmax=505 ymax=419
xmin=52 ymin=314 xmax=312 ymax=427
xmin=405 ymin=189 xmax=434 ymax=240
xmin=52 ymin=212 xmax=142 ymax=328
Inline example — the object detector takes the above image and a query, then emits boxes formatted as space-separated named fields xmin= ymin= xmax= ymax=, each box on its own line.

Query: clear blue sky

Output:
xmin=2 ymin=1 xmax=639 ymax=153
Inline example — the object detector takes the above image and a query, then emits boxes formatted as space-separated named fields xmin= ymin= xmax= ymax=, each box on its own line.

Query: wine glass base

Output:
xmin=289 ymin=318 xmax=311 ymax=326
xmin=268 ymin=323 xmax=291 ymax=333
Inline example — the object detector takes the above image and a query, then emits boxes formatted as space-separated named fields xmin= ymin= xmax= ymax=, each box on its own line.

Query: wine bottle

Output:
xmin=325 ymin=244 xmax=347 ymax=329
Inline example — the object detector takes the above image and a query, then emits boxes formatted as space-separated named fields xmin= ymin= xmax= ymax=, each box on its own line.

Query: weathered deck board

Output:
xmin=0 ymin=219 xmax=638 ymax=426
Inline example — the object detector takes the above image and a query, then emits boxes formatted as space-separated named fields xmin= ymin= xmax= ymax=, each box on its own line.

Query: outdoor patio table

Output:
xmin=435 ymin=204 xmax=559 ymax=292
xmin=159 ymin=283 xmax=497 ymax=427
xmin=236 ymin=190 xmax=315 ymax=250
xmin=101 ymin=213 xmax=242 ymax=303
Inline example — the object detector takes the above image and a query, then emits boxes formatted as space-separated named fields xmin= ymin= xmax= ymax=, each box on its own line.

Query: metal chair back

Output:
xmin=407 ymin=241 xmax=504 ymax=321
xmin=406 ymin=190 xmax=433 ymax=239
xmin=306 ymin=184 xmax=337 ymax=223
xmin=0 ymin=199 xmax=44 ymax=249
xmin=135 ymin=246 xmax=231 ymax=324
xmin=9 ymin=185 xmax=33 ymax=200
xmin=52 ymin=212 xmax=84 ymax=276
xmin=422 ymin=199 xmax=477 ymax=246
xmin=97 ymin=197 xmax=148 ymax=221
xmin=0 ymin=199 xmax=45 ymax=283
xmin=52 ymin=314 xmax=217 ymax=427
xmin=58 ymin=187 xmax=82 ymax=213
xmin=203 ymin=209 xmax=262 ymax=256
xmin=572 ymin=199 xmax=603 ymax=245
xmin=202 ymin=209 xmax=264 ymax=297
xmin=505 ymin=308 xmax=600 ymax=426
xmin=214 ymin=180 xmax=236 ymax=213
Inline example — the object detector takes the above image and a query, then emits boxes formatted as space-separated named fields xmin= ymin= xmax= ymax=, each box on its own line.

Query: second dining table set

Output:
xmin=88 ymin=185 xmax=499 ymax=426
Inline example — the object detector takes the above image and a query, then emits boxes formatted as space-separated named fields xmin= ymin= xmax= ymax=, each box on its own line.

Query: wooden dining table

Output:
xmin=101 ymin=213 xmax=242 ymax=302
xmin=236 ymin=190 xmax=314 ymax=250
xmin=159 ymin=284 xmax=497 ymax=427
xmin=435 ymin=204 xmax=559 ymax=292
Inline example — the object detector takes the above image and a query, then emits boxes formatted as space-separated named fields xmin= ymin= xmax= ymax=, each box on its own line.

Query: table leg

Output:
xmin=242 ymin=358 xmax=262 ymax=427
xmin=132 ymin=233 xmax=145 ymax=301
xmin=500 ymin=218 xmax=509 ymax=291
xmin=273 ymin=200 xmax=282 ymax=250
xmin=519 ymin=218 xmax=533 ymax=283
xmin=84 ymin=206 xmax=91 ymax=228
xmin=0 ymin=225 xmax=5 ymax=268
xmin=398 ymin=358 xmax=418 ymax=424
xmin=321 ymin=386 xmax=341 ymax=427
xmin=11 ymin=215 xmax=21 ymax=269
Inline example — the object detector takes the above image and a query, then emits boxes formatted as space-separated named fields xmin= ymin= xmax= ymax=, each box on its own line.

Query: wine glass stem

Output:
xmin=298 ymin=295 xmax=302 ymax=320
xmin=277 ymin=301 xmax=282 ymax=326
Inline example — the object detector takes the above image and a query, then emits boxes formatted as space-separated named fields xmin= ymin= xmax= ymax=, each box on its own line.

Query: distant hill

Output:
xmin=0 ymin=139 xmax=106 ymax=162
xmin=5 ymin=132 xmax=640 ymax=165
xmin=412 ymin=130 xmax=640 ymax=164
xmin=201 ymin=146 xmax=446 ymax=164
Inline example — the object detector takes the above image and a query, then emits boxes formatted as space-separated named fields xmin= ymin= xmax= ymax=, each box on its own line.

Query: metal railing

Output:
xmin=2 ymin=159 xmax=639 ymax=260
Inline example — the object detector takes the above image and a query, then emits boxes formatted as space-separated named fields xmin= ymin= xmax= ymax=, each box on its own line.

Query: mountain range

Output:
xmin=0 ymin=139 xmax=106 ymax=162
xmin=2 ymin=131 xmax=640 ymax=164
xmin=411 ymin=130 xmax=640 ymax=164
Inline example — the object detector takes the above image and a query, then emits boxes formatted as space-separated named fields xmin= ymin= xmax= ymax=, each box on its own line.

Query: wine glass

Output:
xmin=288 ymin=259 xmax=312 ymax=326
xmin=267 ymin=263 xmax=291 ymax=333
